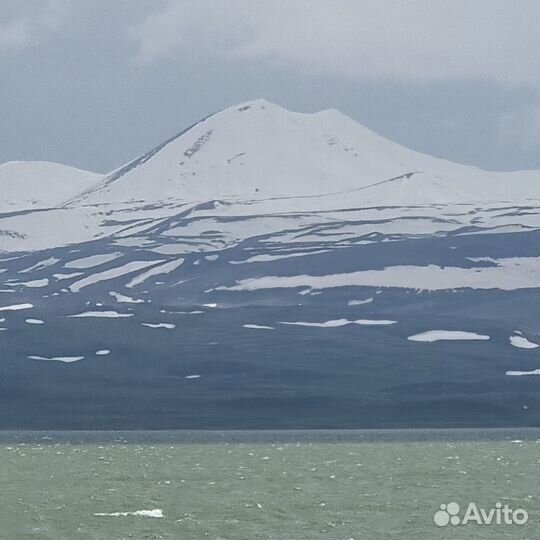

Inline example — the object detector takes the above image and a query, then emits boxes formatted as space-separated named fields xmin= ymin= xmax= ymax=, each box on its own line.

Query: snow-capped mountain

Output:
xmin=66 ymin=99 xmax=537 ymax=207
xmin=0 ymin=100 xmax=538 ymax=429
xmin=0 ymin=161 xmax=102 ymax=212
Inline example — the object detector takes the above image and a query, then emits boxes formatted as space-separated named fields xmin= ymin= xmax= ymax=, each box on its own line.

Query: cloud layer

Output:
xmin=130 ymin=0 xmax=540 ymax=85
xmin=0 ymin=0 xmax=67 ymax=54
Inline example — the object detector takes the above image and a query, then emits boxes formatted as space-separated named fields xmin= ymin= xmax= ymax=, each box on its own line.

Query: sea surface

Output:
xmin=0 ymin=429 xmax=538 ymax=540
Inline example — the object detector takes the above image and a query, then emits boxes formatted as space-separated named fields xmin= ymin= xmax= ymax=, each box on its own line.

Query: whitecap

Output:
xmin=94 ymin=509 xmax=164 ymax=518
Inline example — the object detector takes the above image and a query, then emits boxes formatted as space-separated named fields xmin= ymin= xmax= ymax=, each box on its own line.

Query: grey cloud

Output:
xmin=130 ymin=0 xmax=540 ymax=85
xmin=0 ymin=0 xmax=68 ymax=54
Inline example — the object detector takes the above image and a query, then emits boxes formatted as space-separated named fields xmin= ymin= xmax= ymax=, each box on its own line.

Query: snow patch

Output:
xmin=20 ymin=257 xmax=59 ymax=273
xmin=505 ymin=369 xmax=540 ymax=376
xmin=243 ymin=324 xmax=275 ymax=330
xmin=53 ymin=272 xmax=83 ymax=280
xmin=234 ymin=250 xmax=331 ymax=264
xmin=509 ymin=336 xmax=539 ymax=349
xmin=126 ymin=259 xmax=184 ymax=288
xmin=68 ymin=311 xmax=133 ymax=319
xmin=0 ymin=303 xmax=33 ymax=312
xmin=354 ymin=319 xmax=396 ymax=325
xmin=348 ymin=298 xmax=374 ymax=306
xmin=109 ymin=291 xmax=144 ymax=304
xmin=65 ymin=253 xmax=122 ymax=269
xmin=141 ymin=322 xmax=175 ymax=329
xmin=69 ymin=261 xmax=160 ymax=293
xmin=28 ymin=355 xmax=84 ymax=363
xmin=408 ymin=330 xmax=490 ymax=342
xmin=280 ymin=318 xmax=396 ymax=328
xmin=219 ymin=257 xmax=539 ymax=292
xmin=12 ymin=279 xmax=49 ymax=288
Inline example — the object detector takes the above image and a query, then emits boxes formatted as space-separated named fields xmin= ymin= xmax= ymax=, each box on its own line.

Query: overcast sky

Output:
xmin=1 ymin=0 xmax=539 ymax=173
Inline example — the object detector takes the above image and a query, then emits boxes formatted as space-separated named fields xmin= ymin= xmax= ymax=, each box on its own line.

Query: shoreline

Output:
xmin=1 ymin=427 xmax=538 ymax=444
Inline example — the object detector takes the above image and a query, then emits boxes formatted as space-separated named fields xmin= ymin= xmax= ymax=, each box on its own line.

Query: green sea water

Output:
xmin=0 ymin=431 xmax=538 ymax=539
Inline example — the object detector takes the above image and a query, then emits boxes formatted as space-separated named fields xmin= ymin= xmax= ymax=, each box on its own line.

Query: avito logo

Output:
xmin=434 ymin=502 xmax=528 ymax=527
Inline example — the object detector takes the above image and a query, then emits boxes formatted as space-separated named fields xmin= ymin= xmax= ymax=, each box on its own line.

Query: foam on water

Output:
xmin=94 ymin=509 xmax=164 ymax=518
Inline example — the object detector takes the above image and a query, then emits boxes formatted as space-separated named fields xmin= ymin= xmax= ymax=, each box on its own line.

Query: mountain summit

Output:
xmin=65 ymin=99 xmax=538 ymax=207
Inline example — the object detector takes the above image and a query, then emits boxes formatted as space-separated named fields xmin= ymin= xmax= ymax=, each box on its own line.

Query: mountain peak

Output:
xmin=61 ymin=99 xmax=538 ymax=208
xmin=220 ymin=99 xmax=352 ymax=123
xmin=229 ymin=98 xmax=277 ymax=110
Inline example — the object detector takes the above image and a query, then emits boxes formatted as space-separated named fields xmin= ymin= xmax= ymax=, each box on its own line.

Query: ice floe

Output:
xmin=509 ymin=336 xmax=539 ymax=349
xmin=408 ymin=330 xmax=490 ymax=342
xmin=25 ymin=319 xmax=44 ymax=325
xmin=96 ymin=349 xmax=111 ymax=356
xmin=185 ymin=374 xmax=201 ymax=379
